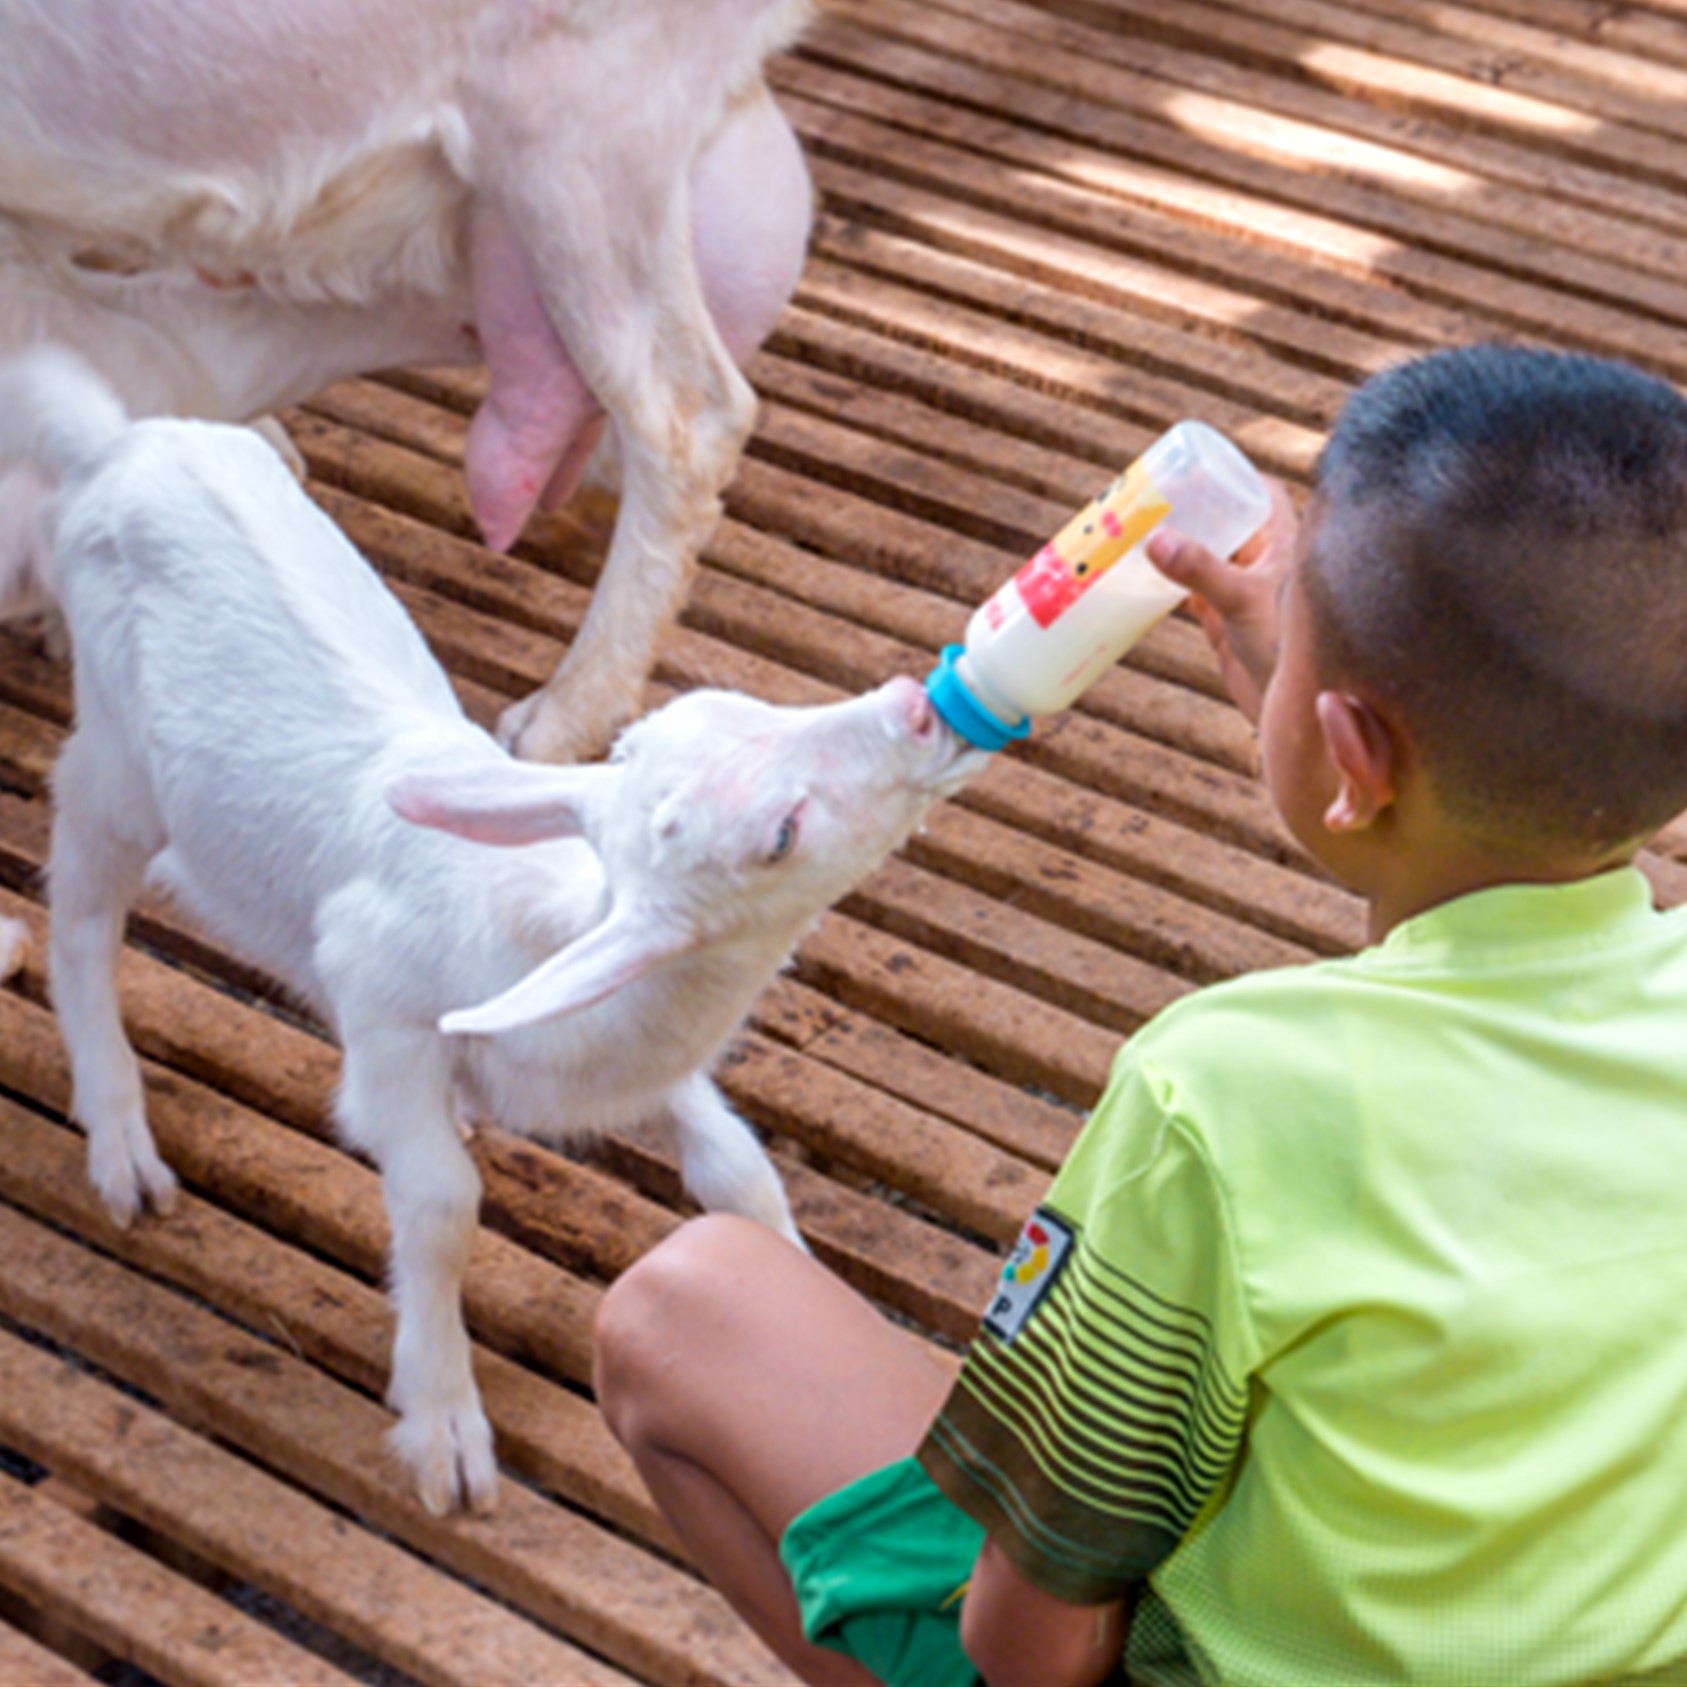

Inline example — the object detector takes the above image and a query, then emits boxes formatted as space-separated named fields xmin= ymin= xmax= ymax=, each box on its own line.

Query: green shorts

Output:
xmin=779 ymin=1455 xmax=985 ymax=1687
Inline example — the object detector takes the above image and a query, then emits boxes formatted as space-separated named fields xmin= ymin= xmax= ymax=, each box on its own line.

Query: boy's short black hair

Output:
xmin=1304 ymin=342 xmax=1687 ymax=852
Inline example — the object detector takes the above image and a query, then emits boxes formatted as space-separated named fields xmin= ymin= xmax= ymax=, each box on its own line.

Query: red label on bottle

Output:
xmin=1011 ymin=463 xmax=1172 ymax=629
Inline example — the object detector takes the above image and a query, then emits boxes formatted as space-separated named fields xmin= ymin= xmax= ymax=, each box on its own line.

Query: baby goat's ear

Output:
xmin=439 ymin=904 xmax=695 ymax=1035
xmin=388 ymin=760 xmax=611 ymax=846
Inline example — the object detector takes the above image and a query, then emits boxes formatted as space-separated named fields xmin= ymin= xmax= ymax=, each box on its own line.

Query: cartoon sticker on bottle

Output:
xmin=1011 ymin=460 xmax=1172 ymax=629
xmin=983 ymin=1209 xmax=1075 ymax=1344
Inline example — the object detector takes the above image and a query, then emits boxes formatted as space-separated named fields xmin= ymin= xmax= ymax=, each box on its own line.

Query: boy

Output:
xmin=592 ymin=344 xmax=1687 ymax=1686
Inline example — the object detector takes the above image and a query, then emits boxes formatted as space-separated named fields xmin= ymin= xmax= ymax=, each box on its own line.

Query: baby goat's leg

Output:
xmin=660 ymin=1073 xmax=804 ymax=1251
xmin=337 ymin=1029 xmax=496 ymax=1515
xmin=49 ymin=741 xmax=174 ymax=1227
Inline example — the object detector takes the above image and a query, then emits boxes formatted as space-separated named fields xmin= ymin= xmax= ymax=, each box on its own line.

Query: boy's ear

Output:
xmin=1314 ymin=690 xmax=1399 ymax=833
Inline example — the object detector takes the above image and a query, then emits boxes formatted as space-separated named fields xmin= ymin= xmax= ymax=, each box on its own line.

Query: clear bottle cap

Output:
xmin=1141 ymin=420 xmax=1272 ymax=562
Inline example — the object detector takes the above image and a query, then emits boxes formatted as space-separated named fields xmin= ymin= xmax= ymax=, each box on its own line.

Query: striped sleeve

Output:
xmin=918 ymin=1053 xmax=1255 ymax=1606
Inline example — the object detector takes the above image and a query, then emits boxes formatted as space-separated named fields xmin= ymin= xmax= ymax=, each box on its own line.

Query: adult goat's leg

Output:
xmin=468 ymin=27 xmax=765 ymax=764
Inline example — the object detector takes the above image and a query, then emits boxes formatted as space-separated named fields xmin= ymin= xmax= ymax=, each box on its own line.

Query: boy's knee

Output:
xmin=593 ymin=1213 xmax=770 ymax=1441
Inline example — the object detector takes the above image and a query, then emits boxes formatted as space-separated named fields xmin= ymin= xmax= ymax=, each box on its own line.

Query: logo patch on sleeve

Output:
xmin=983 ymin=1210 xmax=1075 ymax=1343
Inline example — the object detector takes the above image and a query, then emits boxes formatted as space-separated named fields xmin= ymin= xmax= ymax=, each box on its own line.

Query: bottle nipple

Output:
xmin=926 ymin=645 xmax=1032 ymax=751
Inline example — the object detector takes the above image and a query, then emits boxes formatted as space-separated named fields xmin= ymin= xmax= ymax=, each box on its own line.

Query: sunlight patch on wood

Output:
xmin=1160 ymin=90 xmax=1476 ymax=199
xmin=1298 ymin=45 xmax=1600 ymax=137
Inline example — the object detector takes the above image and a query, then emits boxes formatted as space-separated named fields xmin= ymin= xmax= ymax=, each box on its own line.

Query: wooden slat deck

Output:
xmin=5 ymin=3 xmax=1687 ymax=1681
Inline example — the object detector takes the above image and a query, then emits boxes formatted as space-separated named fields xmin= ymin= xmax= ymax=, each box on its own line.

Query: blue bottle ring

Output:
xmin=924 ymin=645 xmax=1031 ymax=752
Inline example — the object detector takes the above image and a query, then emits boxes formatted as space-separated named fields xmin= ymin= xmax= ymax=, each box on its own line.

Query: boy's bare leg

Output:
xmin=594 ymin=1214 xmax=957 ymax=1684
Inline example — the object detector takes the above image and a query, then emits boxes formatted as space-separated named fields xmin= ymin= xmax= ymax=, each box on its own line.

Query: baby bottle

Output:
xmin=925 ymin=421 xmax=1272 ymax=750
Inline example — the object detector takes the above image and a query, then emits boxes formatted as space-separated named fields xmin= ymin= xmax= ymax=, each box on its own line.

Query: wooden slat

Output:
xmin=0 ymin=1326 xmax=629 ymax=1687
xmin=911 ymin=0 xmax=1687 ymax=213
xmin=791 ymin=12 xmax=1687 ymax=328
xmin=0 ymin=1183 xmax=785 ymax=1687
xmin=0 ymin=1467 xmax=360 ymax=1687
xmin=0 ymin=1617 xmax=98 ymax=1687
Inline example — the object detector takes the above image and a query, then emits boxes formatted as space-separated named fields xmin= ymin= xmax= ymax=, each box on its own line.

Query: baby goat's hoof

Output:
xmin=390 ymin=1404 xmax=499 ymax=1517
xmin=87 ymin=1123 xmax=179 ymax=1228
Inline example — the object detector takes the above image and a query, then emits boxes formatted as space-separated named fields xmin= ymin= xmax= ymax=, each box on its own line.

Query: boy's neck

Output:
xmin=1360 ymin=839 xmax=1642 ymax=945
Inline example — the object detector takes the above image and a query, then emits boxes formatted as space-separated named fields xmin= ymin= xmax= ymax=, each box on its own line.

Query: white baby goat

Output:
xmin=0 ymin=346 xmax=984 ymax=1514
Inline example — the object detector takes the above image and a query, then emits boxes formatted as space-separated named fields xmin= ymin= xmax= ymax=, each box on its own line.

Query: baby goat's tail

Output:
xmin=0 ymin=345 xmax=130 ymax=621
xmin=0 ymin=344 xmax=129 ymax=484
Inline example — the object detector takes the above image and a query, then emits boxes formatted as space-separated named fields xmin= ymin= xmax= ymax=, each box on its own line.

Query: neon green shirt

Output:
xmin=921 ymin=868 xmax=1687 ymax=1686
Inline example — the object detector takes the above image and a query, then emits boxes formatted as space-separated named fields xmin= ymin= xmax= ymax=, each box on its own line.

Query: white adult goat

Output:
xmin=1 ymin=347 xmax=983 ymax=1514
xmin=0 ymin=0 xmax=815 ymax=763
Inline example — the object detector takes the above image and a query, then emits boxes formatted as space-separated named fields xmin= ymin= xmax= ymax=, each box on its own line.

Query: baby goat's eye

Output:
xmin=766 ymin=809 xmax=802 ymax=864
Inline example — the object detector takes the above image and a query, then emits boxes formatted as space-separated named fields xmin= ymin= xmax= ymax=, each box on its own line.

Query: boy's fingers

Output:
xmin=1148 ymin=528 xmax=1255 ymax=615
xmin=1145 ymin=527 xmax=1208 ymax=585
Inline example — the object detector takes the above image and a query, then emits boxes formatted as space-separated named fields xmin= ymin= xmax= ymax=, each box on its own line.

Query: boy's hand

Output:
xmin=1147 ymin=477 xmax=1299 ymax=725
